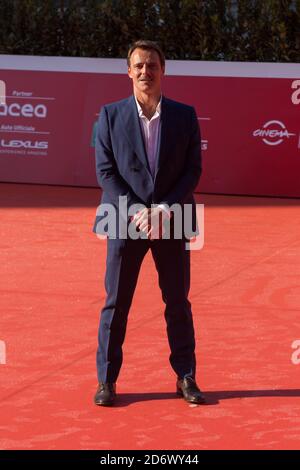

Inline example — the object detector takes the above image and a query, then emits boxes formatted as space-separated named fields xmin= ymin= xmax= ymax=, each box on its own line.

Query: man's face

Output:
xmin=128 ymin=48 xmax=164 ymax=96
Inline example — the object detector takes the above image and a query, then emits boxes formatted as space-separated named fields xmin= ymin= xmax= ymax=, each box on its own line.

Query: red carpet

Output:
xmin=0 ymin=183 xmax=300 ymax=450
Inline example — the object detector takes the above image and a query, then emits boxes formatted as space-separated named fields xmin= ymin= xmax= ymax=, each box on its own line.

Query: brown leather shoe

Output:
xmin=94 ymin=383 xmax=116 ymax=406
xmin=176 ymin=377 xmax=206 ymax=404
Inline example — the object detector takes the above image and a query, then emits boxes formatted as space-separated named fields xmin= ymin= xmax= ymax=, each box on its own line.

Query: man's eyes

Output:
xmin=134 ymin=64 xmax=158 ymax=70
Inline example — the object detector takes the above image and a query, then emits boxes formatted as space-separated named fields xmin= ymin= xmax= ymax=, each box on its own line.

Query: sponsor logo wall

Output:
xmin=0 ymin=57 xmax=299 ymax=196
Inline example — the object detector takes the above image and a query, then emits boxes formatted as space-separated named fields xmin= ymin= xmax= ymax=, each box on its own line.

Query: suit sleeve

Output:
xmin=95 ymin=106 xmax=142 ymax=208
xmin=160 ymin=107 xmax=202 ymax=207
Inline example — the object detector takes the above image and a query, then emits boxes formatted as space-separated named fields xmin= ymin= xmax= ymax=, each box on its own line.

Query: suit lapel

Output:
xmin=155 ymin=96 xmax=172 ymax=176
xmin=120 ymin=95 xmax=150 ymax=171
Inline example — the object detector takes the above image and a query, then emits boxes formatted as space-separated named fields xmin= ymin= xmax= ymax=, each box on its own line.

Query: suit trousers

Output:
xmin=96 ymin=237 xmax=196 ymax=383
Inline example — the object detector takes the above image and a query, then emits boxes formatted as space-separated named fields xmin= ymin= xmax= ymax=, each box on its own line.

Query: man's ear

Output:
xmin=128 ymin=67 xmax=133 ymax=79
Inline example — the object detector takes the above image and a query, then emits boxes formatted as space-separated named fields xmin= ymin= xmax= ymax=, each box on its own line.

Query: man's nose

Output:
xmin=141 ymin=64 xmax=150 ymax=74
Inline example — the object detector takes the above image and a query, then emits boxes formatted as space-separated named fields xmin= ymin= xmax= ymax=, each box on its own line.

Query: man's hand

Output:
xmin=132 ymin=206 xmax=170 ymax=239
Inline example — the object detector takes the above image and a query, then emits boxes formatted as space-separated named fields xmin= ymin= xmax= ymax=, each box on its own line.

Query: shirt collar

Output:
xmin=134 ymin=95 xmax=162 ymax=118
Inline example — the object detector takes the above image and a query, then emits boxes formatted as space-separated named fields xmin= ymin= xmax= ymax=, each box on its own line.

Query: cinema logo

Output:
xmin=0 ymin=340 xmax=6 ymax=365
xmin=0 ymin=80 xmax=6 ymax=105
xmin=253 ymin=120 xmax=296 ymax=146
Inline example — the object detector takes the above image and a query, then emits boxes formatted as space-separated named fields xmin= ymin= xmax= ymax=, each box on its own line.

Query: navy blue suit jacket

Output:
xmin=93 ymin=95 xmax=202 ymax=237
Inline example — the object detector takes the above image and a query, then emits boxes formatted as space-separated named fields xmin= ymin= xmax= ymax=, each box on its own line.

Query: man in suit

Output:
xmin=93 ymin=40 xmax=205 ymax=406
